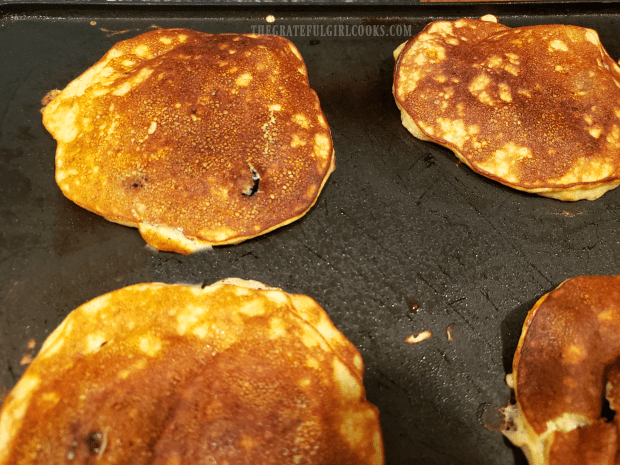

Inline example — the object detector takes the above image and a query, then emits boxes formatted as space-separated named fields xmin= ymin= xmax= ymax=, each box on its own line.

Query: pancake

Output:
xmin=0 ymin=279 xmax=383 ymax=464
xmin=42 ymin=29 xmax=335 ymax=254
xmin=393 ymin=15 xmax=620 ymax=201
xmin=501 ymin=275 xmax=620 ymax=465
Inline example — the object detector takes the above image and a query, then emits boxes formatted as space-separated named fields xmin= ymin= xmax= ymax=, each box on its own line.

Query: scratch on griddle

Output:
xmin=415 ymin=272 xmax=442 ymax=294
xmin=555 ymin=210 xmax=582 ymax=217
xmin=376 ymin=369 xmax=410 ymax=395
xmin=304 ymin=244 xmax=328 ymax=264
xmin=382 ymin=120 xmax=409 ymax=142
xmin=386 ymin=132 xmax=395 ymax=159
xmin=445 ymin=175 xmax=555 ymax=286
xmin=447 ymin=296 xmax=466 ymax=307
xmin=392 ymin=169 xmax=408 ymax=191
xmin=405 ymin=159 xmax=419 ymax=172
xmin=232 ymin=251 xmax=259 ymax=263
xmin=6 ymin=359 xmax=17 ymax=382
xmin=416 ymin=184 xmax=435 ymax=203
xmin=480 ymin=288 xmax=501 ymax=313
xmin=338 ymin=208 xmax=395 ymax=257
xmin=436 ymin=347 xmax=451 ymax=363
xmin=448 ymin=304 xmax=475 ymax=331
xmin=461 ymin=370 xmax=487 ymax=396
xmin=100 ymin=28 xmax=131 ymax=36
xmin=448 ymin=168 xmax=485 ymax=198
xmin=322 ymin=195 xmax=332 ymax=219
xmin=448 ymin=303 xmax=497 ymax=351
xmin=493 ymin=191 xmax=515 ymax=211
xmin=337 ymin=151 xmax=354 ymax=166
xmin=528 ymin=260 xmax=553 ymax=286
xmin=436 ymin=263 xmax=454 ymax=280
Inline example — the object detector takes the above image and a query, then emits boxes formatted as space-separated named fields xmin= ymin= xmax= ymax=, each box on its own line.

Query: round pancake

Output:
xmin=42 ymin=29 xmax=335 ymax=254
xmin=394 ymin=15 xmax=620 ymax=201
xmin=0 ymin=279 xmax=383 ymax=465
xmin=501 ymin=276 xmax=620 ymax=465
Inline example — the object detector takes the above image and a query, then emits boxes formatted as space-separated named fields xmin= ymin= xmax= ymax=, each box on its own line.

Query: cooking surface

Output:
xmin=2 ymin=4 xmax=620 ymax=464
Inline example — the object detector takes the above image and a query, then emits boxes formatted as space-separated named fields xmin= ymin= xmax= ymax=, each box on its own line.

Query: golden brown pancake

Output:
xmin=0 ymin=279 xmax=383 ymax=465
xmin=42 ymin=29 xmax=335 ymax=254
xmin=394 ymin=15 xmax=620 ymax=201
xmin=501 ymin=275 xmax=620 ymax=465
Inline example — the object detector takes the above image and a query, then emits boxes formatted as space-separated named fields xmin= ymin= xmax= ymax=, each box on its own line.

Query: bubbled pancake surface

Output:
xmin=502 ymin=275 xmax=620 ymax=465
xmin=394 ymin=17 xmax=620 ymax=201
xmin=0 ymin=279 xmax=383 ymax=465
xmin=42 ymin=29 xmax=335 ymax=254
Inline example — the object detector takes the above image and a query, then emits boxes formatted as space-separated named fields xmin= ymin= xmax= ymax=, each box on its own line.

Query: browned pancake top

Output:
xmin=43 ymin=29 xmax=334 ymax=252
xmin=513 ymin=276 xmax=620 ymax=434
xmin=394 ymin=18 xmax=620 ymax=192
xmin=0 ymin=280 xmax=383 ymax=465
xmin=546 ymin=419 xmax=618 ymax=465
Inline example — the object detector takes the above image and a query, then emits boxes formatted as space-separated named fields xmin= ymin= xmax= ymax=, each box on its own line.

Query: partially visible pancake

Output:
xmin=0 ymin=279 xmax=383 ymax=464
xmin=43 ymin=29 xmax=335 ymax=253
xmin=393 ymin=15 xmax=620 ymax=201
xmin=501 ymin=276 xmax=620 ymax=465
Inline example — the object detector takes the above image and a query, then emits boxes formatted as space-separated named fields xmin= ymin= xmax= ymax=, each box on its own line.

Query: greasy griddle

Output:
xmin=2 ymin=3 xmax=620 ymax=464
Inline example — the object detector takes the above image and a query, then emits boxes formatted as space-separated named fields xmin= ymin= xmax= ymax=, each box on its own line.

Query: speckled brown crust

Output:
xmin=394 ymin=16 xmax=620 ymax=201
xmin=501 ymin=276 xmax=620 ymax=465
xmin=547 ymin=420 xmax=617 ymax=465
xmin=42 ymin=29 xmax=335 ymax=253
xmin=0 ymin=280 xmax=383 ymax=465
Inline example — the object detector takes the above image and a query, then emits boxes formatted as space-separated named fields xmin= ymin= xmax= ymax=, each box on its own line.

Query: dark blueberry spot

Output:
xmin=86 ymin=431 xmax=103 ymax=455
xmin=241 ymin=167 xmax=260 ymax=198
xmin=602 ymin=396 xmax=615 ymax=422
xmin=129 ymin=175 xmax=148 ymax=190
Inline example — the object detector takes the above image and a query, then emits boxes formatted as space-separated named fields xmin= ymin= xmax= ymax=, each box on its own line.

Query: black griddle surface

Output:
xmin=2 ymin=4 xmax=620 ymax=464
